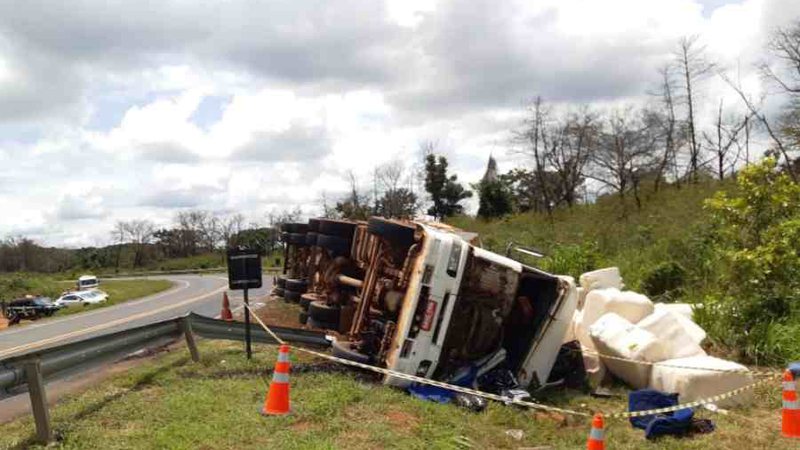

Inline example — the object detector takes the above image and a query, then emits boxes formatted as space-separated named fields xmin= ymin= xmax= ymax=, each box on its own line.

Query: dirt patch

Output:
xmin=385 ymin=409 xmax=421 ymax=429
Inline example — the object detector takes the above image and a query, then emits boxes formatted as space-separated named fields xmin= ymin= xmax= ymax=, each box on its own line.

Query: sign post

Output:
xmin=226 ymin=248 xmax=263 ymax=360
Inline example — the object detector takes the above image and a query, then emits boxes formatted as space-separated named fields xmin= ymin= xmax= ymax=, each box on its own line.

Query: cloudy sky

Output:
xmin=0 ymin=0 xmax=798 ymax=247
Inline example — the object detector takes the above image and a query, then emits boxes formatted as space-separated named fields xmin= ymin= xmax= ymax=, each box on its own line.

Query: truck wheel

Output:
xmin=286 ymin=232 xmax=308 ymax=246
xmin=306 ymin=232 xmax=319 ymax=246
xmin=7 ymin=312 xmax=20 ymax=325
xmin=308 ymin=301 xmax=341 ymax=324
xmin=367 ymin=218 xmax=417 ymax=248
xmin=317 ymin=219 xmax=357 ymax=239
xmin=273 ymin=287 xmax=285 ymax=298
xmin=307 ymin=317 xmax=338 ymax=330
xmin=285 ymin=278 xmax=308 ymax=292
xmin=332 ymin=340 xmax=371 ymax=364
xmin=300 ymin=293 xmax=320 ymax=310
xmin=299 ymin=311 xmax=309 ymax=325
xmin=275 ymin=276 xmax=287 ymax=288
xmin=282 ymin=222 xmax=310 ymax=233
xmin=317 ymin=234 xmax=352 ymax=257
xmin=284 ymin=290 xmax=302 ymax=303
xmin=308 ymin=218 xmax=321 ymax=232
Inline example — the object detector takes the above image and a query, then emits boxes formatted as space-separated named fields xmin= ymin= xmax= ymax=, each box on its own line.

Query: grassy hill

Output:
xmin=449 ymin=180 xmax=725 ymax=296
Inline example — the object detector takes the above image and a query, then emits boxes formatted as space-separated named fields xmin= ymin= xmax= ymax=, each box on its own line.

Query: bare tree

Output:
xmin=675 ymin=36 xmax=715 ymax=183
xmin=650 ymin=64 xmax=685 ymax=190
xmin=514 ymin=97 xmax=555 ymax=215
xmin=375 ymin=160 xmax=419 ymax=218
xmin=702 ymin=99 xmax=749 ymax=180
xmin=219 ymin=214 xmax=246 ymax=249
xmin=589 ymin=107 xmax=657 ymax=211
xmin=122 ymin=220 xmax=155 ymax=267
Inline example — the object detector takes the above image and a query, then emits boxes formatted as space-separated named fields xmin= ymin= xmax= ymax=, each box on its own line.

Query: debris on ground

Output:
xmin=570 ymin=267 xmax=754 ymax=406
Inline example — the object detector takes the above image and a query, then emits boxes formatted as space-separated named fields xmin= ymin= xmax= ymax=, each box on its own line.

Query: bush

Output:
xmin=699 ymin=158 xmax=800 ymax=363
xmin=640 ymin=261 xmax=686 ymax=300
xmin=540 ymin=242 xmax=603 ymax=279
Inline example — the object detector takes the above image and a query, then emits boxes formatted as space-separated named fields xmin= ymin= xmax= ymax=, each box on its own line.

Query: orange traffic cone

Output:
xmin=783 ymin=369 xmax=800 ymax=439
xmin=220 ymin=292 xmax=233 ymax=321
xmin=587 ymin=413 xmax=605 ymax=450
xmin=261 ymin=344 xmax=291 ymax=416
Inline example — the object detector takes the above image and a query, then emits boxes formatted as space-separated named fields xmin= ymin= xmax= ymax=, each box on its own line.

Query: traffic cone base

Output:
xmin=261 ymin=344 xmax=291 ymax=416
xmin=782 ymin=369 xmax=800 ymax=439
xmin=587 ymin=413 xmax=604 ymax=450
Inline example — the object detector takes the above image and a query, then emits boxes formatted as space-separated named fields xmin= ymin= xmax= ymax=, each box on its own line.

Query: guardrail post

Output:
xmin=181 ymin=318 xmax=200 ymax=363
xmin=24 ymin=359 xmax=53 ymax=444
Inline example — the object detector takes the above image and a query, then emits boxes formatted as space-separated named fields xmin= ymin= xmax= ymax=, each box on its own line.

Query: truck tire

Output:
xmin=306 ymin=232 xmax=319 ymax=246
xmin=317 ymin=219 xmax=357 ymax=239
xmin=299 ymin=311 xmax=309 ymax=325
xmin=285 ymin=290 xmax=302 ymax=303
xmin=300 ymin=293 xmax=320 ymax=310
xmin=307 ymin=317 xmax=338 ymax=330
xmin=273 ymin=287 xmax=285 ymax=298
xmin=308 ymin=300 xmax=341 ymax=324
xmin=308 ymin=218 xmax=321 ymax=232
xmin=7 ymin=311 xmax=20 ymax=325
xmin=285 ymin=278 xmax=308 ymax=292
xmin=286 ymin=232 xmax=308 ymax=246
xmin=368 ymin=217 xmax=417 ymax=248
xmin=332 ymin=340 xmax=371 ymax=364
xmin=317 ymin=234 xmax=352 ymax=257
xmin=282 ymin=223 xmax=310 ymax=233
xmin=276 ymin=276 xmax=287 ymax=288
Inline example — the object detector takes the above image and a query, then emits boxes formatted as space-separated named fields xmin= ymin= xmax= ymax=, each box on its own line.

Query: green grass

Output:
xmin=0 ymin=340 xmax=788 ymax=449
xmin=52 ymin=279 xmax=174 ymax=316
xmin=448 ymin=180 xmax=726 ymax=293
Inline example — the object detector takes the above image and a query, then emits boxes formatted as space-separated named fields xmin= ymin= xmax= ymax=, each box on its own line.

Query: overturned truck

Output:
xmin=276 ymin=217 xmax=578 ymax=390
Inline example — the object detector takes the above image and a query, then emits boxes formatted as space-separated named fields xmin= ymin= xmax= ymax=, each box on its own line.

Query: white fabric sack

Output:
xmin=582 ymin=288 xmax=620 ymax=329
xmin=654 ymin=303 xmax=693 ymax=320
xmin=649 ymin=356 xmax=754 ymax=407
xmin=606 ymin=291 xmax=654 ymax=324
xmin=637 ymin=310 xmax=706 ymax=359
xmin=589 ymin=313 xmax=668 ymax=389
xmin=579 ymin=267 xmax=623 ymax=291
xmin=653 ymin=303 xmax=706 ymax=345
xmin=573 ymin=310 xmax=607 ymax=387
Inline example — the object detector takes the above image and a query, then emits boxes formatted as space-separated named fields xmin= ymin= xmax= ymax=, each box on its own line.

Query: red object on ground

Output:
xmin=783 ymin=369 xmax=800 ymax=439
xmin=261 ymin=344 xmax=291 ymax=416
xmin=587 ymin=413 xmax=605 ymax=450
xmin=220 ymin=292 xmax=233 ymax=321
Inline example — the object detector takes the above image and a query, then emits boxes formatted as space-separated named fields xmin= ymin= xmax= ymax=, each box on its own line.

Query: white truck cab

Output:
xmin=338 ymin=219 xmax=578 ymax=390
xmin=77 ymin=275 xmax=99 ymax=290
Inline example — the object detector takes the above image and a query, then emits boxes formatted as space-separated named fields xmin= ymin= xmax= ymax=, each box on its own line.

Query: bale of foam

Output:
xmin=637 ymin=310 xmax=706 ymax=359
xmin=654 ymin=303 xmax=706 ymax=345
xmin=606 ymin=290 xmax=654 ymax=324
xmin=589 ymin=313 xmax=668 ymax=389
xmin=581 ymin=288 xmax=620 ymax=328
xmin=649 ymin=356 xmax=754 ymax=407
xmin=579 ymin=267 xmax=623 ymax=292
xmin=573 ymin=310 xmax=607 ymax=387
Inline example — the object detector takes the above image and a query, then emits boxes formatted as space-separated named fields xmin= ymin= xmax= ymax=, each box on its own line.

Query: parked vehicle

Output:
xmin=54 ymin=289 xmax=109 ymax=307
xmin=2 ymin=296 xmax=61 ymax=324
xmin=77 ymin=275 xmax=99 ymax=290
xmin=295 ymin=217 xmax=579 ymax=391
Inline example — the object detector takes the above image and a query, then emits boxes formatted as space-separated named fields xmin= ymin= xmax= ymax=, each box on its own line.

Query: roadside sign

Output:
xmin=227 ymin=248 xmax=262 ymax=290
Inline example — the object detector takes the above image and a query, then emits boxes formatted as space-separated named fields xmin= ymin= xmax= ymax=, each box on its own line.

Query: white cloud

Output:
xmin=0 ymin=0 xmax=796 ymax=247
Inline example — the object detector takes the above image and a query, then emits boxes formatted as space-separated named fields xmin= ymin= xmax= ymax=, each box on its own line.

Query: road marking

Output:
xmin=0 ymin=280 xmax=191 ymax=338
xmin=0 ymin=283 xmax=228 ymax=360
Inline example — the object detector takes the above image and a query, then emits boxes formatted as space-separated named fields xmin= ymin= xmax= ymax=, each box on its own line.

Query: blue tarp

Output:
xmin=628 ymin=389 xmax=694 ymax=440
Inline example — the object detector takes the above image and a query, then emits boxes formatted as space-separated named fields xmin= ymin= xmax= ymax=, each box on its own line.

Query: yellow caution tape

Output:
xmin=243 ymin=303 xmax=779 ymax=421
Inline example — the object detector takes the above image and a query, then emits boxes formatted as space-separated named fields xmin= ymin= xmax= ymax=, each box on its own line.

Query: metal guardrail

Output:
xmin=0 ymin=312 xmax=330 ymax=443
xmin=0 ymin=313 xmax=330 ymax=391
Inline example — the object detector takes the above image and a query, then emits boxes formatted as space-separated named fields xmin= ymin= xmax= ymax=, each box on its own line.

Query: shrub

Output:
xmin=640 ymin=261 xmax=686 ymax=300
xmin=699 ymin=158 xmax=800 ymax=362
xmin=540 ymin=242 xmax=603 ymax=279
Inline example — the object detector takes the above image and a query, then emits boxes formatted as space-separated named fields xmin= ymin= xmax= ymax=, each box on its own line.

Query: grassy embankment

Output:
xmin=0 ymin=339 xmax=787 ymax=449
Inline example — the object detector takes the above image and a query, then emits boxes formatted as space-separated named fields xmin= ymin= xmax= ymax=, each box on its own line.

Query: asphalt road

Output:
xmin=0 ymin=273 xmax=275 ymax=421
xmin=0 ymin=273 xmax=274 ymax=360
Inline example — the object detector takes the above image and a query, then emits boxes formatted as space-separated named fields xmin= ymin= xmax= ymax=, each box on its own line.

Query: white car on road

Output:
xmin=55 ymin=290 xmax=109 ymax=307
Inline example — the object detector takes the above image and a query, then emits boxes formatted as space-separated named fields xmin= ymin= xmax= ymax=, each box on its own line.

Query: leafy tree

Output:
xmin=424 ymin=154 xmax=472 ymax=219
xmin=376 ymin=188 xmax=418 ymax=219
xmin=476 ymin=179 xmax=513 ymax=219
